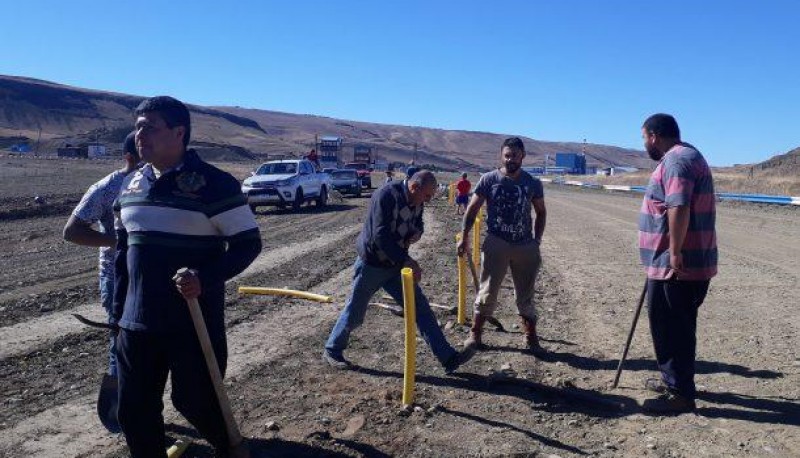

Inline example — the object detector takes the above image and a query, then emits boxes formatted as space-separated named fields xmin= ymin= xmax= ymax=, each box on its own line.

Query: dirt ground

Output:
xmin=0 ymin=156 xmax=798 ymax=457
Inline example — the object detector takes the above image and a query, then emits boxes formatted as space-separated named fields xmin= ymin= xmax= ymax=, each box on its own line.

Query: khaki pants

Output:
xmin=475 ymin=234 xmax=541 ymax=322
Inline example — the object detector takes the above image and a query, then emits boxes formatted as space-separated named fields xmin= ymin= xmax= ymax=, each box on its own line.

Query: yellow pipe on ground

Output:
xmin=472 ymin=216 xmax=481 ymax=270
xmin=167 ymin=440 xmax=190 ymax=458
xmin=456 ymin=234 xmax=467 ymax=325
xmin=238 ymin=287 xmax=332 ymax=303
xmin=401 ymin=267 xmax=416 ymax=407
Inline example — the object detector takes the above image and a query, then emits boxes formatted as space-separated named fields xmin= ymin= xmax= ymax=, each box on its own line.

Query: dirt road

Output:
xmin=1 ymin=164 xmax=797 ymax=457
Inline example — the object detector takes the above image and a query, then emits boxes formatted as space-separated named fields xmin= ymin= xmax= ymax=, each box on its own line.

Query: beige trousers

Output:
xmin=474 ymin=234 xmax=541 ymax=322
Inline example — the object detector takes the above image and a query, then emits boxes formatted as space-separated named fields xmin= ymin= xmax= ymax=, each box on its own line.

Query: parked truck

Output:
xmin=242 ymin=159 xmax=332 ymax=212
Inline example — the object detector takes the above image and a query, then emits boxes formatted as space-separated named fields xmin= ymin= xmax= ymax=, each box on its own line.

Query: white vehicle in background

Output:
xmin=242 ymin=159 xmax=332 ymax=212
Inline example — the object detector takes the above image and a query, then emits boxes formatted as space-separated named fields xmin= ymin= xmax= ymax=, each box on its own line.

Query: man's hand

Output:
xmin=456 ymin=234 xmax=469 ymax=257
xmin=404 ymin=258 xmax=422 ymax=283
xmin=173 ymin=268 xmax=201 ymax=300
xmin=670 ymin=252 xmax=685 ymax=278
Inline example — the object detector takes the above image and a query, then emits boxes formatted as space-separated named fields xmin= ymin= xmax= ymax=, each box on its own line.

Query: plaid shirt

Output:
xmin=356 ymin=180 xmax=424 ymax=268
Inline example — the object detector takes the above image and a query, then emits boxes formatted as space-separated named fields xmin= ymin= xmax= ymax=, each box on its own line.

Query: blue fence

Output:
xmin=541 ymin=179 xmax=800 ymax=206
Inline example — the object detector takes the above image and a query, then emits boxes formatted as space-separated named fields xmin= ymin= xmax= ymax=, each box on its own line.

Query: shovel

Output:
xmin=72 ymin=313 xmax=122 ymax=432
xmin=182 ymin=288 xmax=249 ymax=458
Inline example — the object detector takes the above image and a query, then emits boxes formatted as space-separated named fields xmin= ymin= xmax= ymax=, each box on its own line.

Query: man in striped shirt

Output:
xmin=638 ymin=113 xmax=717 ymax=414
xmin=114 ymin=97 xmax=261 ymax=457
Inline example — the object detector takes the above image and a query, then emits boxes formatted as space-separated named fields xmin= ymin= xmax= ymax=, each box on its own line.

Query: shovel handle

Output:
xmin=612 ymin=280 xmax=648 ymax=389
xmin=185 ymin=297 xmax=244 ymax=448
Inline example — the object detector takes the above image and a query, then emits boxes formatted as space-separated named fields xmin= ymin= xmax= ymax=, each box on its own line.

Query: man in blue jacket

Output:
xmin=113 ymin=96 xmax=261 ymax=457
xmin=324 ymin=170 xmax=474 ymax=374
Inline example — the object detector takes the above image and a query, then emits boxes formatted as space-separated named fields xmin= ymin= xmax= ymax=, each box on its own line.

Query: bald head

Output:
xmin=407 ymin=170 xmax=437 ymax=206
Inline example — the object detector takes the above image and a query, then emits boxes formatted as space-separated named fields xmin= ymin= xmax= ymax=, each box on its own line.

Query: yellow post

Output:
xmin=472 ymin=216 xmax=481 ymax=270
xmin=401 ymin=267 xmax=416 ymax=407
xmin=448 ymin=183 xmax=455 ymax=205
xmin=456 ymin=234 xmax=467 ymax=325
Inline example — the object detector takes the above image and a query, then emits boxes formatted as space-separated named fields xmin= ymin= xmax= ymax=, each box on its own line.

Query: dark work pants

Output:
xmin=116 ymin=328 xmax=229 ymax=458
xmin=646 ymin=279 xmax=710 ymax=400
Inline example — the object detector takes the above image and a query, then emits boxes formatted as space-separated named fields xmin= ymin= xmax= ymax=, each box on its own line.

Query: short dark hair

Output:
xmin=123 ymin=131 xmax=138 ymax=156
xmin=409 ymin=169 xmax=437 ymax=188
xmin=134 ymin=96 xmax=191 ymax=147
xmin=643 ymin=113 xmax=680 ymax=139
xmin=502 ymin=137 xmax=525 ymax=152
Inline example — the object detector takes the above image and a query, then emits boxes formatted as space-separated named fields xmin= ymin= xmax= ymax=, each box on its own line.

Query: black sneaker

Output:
xmin=642 ymin=392 xmax=696 ymax=414
xmin=322 ymin=350 xmax=351 ymax=370
xmin=644 ymin=377 xmax=669 ymax=394
xmin=443 ymin=346 xmax=477 ymax=375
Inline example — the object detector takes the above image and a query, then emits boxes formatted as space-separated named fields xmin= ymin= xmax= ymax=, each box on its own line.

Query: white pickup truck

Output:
xmin=242 ymin=159 xmax=332 ymax=212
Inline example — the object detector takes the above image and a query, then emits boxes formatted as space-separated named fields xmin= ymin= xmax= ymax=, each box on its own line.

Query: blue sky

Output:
xmin=2 ymin=0 xmax=798 ymax=165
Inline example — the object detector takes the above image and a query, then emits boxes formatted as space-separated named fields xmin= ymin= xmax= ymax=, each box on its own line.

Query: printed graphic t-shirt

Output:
xmin=475 ymin=169 xmax=544 ymax=244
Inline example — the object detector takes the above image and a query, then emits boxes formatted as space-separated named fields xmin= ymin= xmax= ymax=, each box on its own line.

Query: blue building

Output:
xmin=555 ymin=153 xmax=587 ymax=174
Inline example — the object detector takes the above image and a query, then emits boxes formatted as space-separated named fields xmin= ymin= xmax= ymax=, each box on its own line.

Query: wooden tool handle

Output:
xmin=185 ymin=297 xmax=244 ymax=448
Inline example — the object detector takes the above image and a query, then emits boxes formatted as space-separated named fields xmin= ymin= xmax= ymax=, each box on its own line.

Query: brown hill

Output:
xmin=1 ymin=74 xmax=650 ymax=168
xmin=753 ymin=146 xmax=800 ymax=176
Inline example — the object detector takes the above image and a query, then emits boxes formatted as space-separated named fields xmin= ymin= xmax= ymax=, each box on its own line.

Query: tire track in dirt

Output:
xmin=0 ymin=223 xmax=362 ymax=360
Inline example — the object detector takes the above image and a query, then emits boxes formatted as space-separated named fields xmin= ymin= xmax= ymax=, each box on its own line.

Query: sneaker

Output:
xmin=642 ymin=392 xmax=696 ymax=414
xmin=443 ymin=346 xmax=477 ymax=375
xmin=322 ymin=350 xmax=352 ymax=370
xmin=643 ymin=377 xmax=669 ymax=394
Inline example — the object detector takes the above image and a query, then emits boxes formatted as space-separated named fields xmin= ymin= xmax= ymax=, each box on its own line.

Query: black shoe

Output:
xmin=443 ymin=346 xmax=477 ymax=375
xmin=643 ymin=377 xmax=669 ymax=394
xmin=322 ymin=350 xmax=351 ymax=370
xmin=642 ymin=392 xmax=696 ymax=414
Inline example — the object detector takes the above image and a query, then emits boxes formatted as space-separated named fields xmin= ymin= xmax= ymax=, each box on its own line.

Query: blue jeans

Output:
xmin=325 ymin=257 xmax=457 ymax=366
xmin=100 ymin=275 xmax=118 ymax=376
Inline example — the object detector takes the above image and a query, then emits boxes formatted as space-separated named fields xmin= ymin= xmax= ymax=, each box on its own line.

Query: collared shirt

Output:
xmin=72 ymin=169 xmax=129 ymax=280
xmin=356 ymin=180 xmax=424 ymax=268
xmin=114 ymin=149 xmax=261 ymax=333
xmin=638 ymin=143 xmax=717 ymax=280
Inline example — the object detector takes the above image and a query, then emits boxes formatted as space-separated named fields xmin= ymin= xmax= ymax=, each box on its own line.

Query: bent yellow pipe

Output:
xmin=401 ymin=267 xmax=416 ymax=407
xmin=456 ymin=234 xmax=467 ymax=325
xmin=167 ymin=440 xmax=190 ymax=458
xmin=238 ymin=286 xmax=332 ymax=303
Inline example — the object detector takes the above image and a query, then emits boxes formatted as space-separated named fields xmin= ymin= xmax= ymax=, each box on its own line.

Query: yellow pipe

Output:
xmin=472 ymin=216 xmax=481 ymax=270
xmin=456 ymin=234 xmax=467 ymax=325
xmin=401 ymin=267 xmax=416 ymax=407
xmin=167 ymin=440 xmax=190 ymax=458
xmin=238 ymin=286 xmax=332 ymax=303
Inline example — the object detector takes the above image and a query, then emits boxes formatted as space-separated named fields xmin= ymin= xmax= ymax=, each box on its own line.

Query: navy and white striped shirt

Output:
xmin=113 ymin=150 xmax=261 ymax=333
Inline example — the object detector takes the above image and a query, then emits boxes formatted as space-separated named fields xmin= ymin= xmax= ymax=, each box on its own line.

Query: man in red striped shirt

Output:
xmin=638 ymin=113 xmax=717 ymax=414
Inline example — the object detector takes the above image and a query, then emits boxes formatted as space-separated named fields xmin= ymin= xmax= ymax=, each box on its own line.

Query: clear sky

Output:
xmin=2 ymin=0 xmax=798 ymax=165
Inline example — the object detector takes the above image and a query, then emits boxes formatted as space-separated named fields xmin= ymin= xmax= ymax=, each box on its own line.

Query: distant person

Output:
xmin=324 ymin=170 xmax=475 ymax=374
xmin=455 ymin=173 xmax=471 ymax=215
xmin=638 ymin=113 xmax=717 ymax=414
xmin=385 ymin=169 xmax=393 ymax=184
xmin=63 ymin=131 xmax=140 ymax=431
xmin=406 ymin=162 xmax=419 ymax=179
xmin=306 ymin=148 xmax=320 ymax=170
xmin=458 ymin=137 xmax=547 ymax=354
xmin=114 ymin=96 xmax=261 ymax=457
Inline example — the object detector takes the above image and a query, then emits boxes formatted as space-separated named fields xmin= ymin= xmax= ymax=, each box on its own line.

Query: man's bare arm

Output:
xmin=63 ymin=215 xmax=116 ymax=247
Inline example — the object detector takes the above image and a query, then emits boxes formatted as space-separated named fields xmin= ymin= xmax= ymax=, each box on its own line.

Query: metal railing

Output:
xmin=541 ymin=178 xmax=800 ymax=206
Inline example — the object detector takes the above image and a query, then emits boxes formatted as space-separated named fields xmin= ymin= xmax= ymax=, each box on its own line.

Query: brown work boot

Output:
xmin=463 ymin=313 xmax=487 ymax=350
xmin=521 ymin=316 xmax=545 ymax=355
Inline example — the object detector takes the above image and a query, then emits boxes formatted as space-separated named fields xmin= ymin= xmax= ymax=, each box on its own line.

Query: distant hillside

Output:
xmin=0 ymin=74 xmax=650 ymax=169
xmin=754 ymin=146 xmax=800 ymax=176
